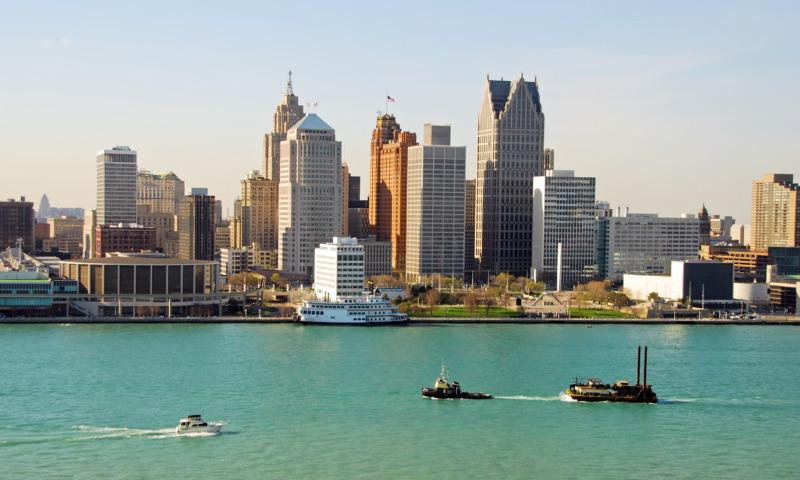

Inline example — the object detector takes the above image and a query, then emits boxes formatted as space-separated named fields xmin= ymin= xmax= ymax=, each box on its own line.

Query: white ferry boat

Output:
xmin=297 ymin=294 xmax=408 ymax=325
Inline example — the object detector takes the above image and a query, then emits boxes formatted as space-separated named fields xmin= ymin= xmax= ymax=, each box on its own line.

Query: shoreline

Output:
xmin=1 ymin=316 xmax=798 ymax=325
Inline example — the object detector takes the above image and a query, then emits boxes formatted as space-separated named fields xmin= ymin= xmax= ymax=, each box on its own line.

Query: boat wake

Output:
xmin=558 ymin=392 xmax=578 ymax=403
xmin=74 ymin=425 xmax=221 ymax=440
xmin=496 ymin=395 xmax=561 ymax=401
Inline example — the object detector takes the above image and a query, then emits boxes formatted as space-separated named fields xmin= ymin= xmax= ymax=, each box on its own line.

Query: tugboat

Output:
xmin=175 ymin=414 xmax=223 ymax=434
xmin=563 ymin=346 xmax=658 ymax=403
xmin=421 ymin=364 xmax=492 ymax=400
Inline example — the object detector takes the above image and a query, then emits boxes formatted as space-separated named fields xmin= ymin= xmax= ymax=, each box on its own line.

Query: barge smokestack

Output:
xmin=643 ymin=346 xmax=648 ymax=386
xmin=636 ymin=345 xmax=641 ymax=386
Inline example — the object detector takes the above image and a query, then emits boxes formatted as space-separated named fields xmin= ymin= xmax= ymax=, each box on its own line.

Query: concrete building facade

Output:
xmin=240 ymin=170 xmax=279 ymax=267
xmin=596 ymin=213 xmax=700 ymax=281
xmin=277 ymin=114 xmax=343 ymax=277
xmin=532 ymin=170 xmax=596 ymax=290
xmin=405 ymin=125 xmax=466 ymax=282
xmin=97 ymin=146 xmax=137 ymax=225
xmin=475 ymin=75 xmax=545 ymax=275
xmin=314 ymin=237 xmax=364 ymax=301
xmin=136 ymin=171 xmax=184 ymax=215
xmin=752 ymin=174 xmax=800 ymax=249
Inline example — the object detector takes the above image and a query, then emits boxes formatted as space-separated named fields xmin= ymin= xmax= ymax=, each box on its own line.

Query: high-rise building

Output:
xmin=348 ymin=200 xmax=370 ymax=239
xmin=0 ymin=197 xmax=35 ymax=252
xmin=137 ymin=171 xmax=185 ymax=215
xmin=544 ymin=148 xmax=555 ymax=171
xmin=475 ymin=75 xmax=545 ymax=275
xmin=240 ymin=170 xmax=279 ymax=267
xmin=596 ymin=212 xmax=700 ymax=281
xmin=464 ymin=179 xmax=476 ymax=276
xmin=97 ymin=146 xmax=137 ymax=225
xmin=82 ymin=210 xmax=97 ymax=259
xmin=136 ymin=205 xmax=176 ymax=255
xmin=314 ymin=237 xmax=364 ymax=301
xmin=46 ymin=216 xmax=84 ymax=257
xmin=341 ymin=163 xmax=350 ymax=237
xmin=37 ymin=194 xmax=51 ymax=220
xmin=368 ymin=114 xmax=417 ymax=274
xmin=360 ymin=235 xmax=392 ymax=278
xmin=698 ymin=204 xmax=711 ymax=246
xmin=263 ymin=71 xmax=305 ymax=181
xmin=178 ymin=192 xmax=216 ymax=260
xmin=277 ymin=113 xmax=343 ymax=277
xmin=532 ymin=170 xmax=596 ymax=290
xmin=752 ymin=174 xmax=800 ymax=249
xmin=406 ymin=125 xmax=466 ymax=282
xmin=710 ymin=215 xmax=736 ymax=239
xmin=348 ymin=175 xmax=361 ymax=202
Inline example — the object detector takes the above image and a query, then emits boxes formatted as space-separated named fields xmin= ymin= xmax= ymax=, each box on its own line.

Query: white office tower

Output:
xmin=277 ymin=114 xmax=343 ymax=277
xmin=406 ymin=124 xmax=466 ymax=282
xmin=96 ymin=146 xmax=137 ymax=225
xmin=314 ymin=237 xmax=365 ymax=301
xmin=532 ymin=170 xmax=596 ymax=290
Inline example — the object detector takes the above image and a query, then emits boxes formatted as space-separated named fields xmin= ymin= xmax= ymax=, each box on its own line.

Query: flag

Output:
xmin=386 ymin=95 xmax=395 ymax=102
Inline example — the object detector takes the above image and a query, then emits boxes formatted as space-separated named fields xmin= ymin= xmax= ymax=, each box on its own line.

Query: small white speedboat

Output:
xmin=175 ymin=414 xmax=222 ymax=434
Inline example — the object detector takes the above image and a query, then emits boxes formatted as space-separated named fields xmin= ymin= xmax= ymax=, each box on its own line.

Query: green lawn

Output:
xmin=568 ymin=308 xmax=633 ymax=319
xmin=409 ymin=305 xmax=522 ymax=318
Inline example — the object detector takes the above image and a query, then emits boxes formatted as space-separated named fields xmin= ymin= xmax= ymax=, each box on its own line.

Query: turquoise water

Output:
xmin=1 ymin=323 xmax=799 ymax=479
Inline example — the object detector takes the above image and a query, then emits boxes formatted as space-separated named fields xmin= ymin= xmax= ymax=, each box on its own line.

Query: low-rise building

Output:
xmin=623 ymin=260 xmax=734 ymax=303
xmin=95 ymin=224 xmax=157 ymax=257
xmin=314 ymin=237 xmax=364 ymax=301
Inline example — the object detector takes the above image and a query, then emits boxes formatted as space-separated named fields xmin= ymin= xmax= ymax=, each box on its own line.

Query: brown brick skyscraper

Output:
xmin=368 ymin=114 xmax=417 ymax=274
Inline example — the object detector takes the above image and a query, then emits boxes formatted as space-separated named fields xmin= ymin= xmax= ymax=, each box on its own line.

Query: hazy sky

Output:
xmin=1 ymin=1 xmax=798 ymax=223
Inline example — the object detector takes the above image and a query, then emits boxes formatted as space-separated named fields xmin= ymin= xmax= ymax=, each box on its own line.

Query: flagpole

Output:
xmin=385 ymin=90 xmax=388 ymax=115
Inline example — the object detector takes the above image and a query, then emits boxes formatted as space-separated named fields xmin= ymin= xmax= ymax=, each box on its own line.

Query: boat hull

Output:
xmin=563 ymin=390 xmax=657 ymax=403
xmin=175 ymin=423 xmax=222 ymax=434
xmin=421 ymin=387 xmax=492 ymax=400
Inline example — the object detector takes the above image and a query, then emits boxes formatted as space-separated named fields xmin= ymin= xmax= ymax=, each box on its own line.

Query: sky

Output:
xmin=1 ymin=1 xmax=798 ymax=223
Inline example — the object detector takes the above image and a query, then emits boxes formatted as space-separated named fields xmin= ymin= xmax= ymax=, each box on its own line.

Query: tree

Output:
xmin=525 ymin=280 xmax=544 ymax=296
xmin=609 ymin=292 xmax=634 ymax=308
xmin=270 ymin=273 xmax=285 ymax=288
xmin=464 ymin=291 xmax=478 ymax=312
xmin=426 ymin=289 xmax=440 ymax=315
xmin=647 ymin=291 xmax=662 ymax=303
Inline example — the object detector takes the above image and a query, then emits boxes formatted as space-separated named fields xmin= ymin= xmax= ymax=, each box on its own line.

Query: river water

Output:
xmin=1 ymin=323 xmax=798 ymax=479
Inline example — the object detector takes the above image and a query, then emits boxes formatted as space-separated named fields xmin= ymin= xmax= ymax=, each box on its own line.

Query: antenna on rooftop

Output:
xmin=286 ymin=70 xmax=294 ymax=95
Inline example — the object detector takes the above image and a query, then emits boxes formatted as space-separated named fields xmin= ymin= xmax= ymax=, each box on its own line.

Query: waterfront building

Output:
xmin=60 ymin=257 xmax=220 ymax=317
xmin=532 ymin=170 xmax=596 ymax=290
xmin=240 ymin=171 xmax=279 ymax=267
xmin=464 ymin=179 xmax=476 ymax=275
xmin=0 ymin=270 xmax=78 ymax=315
xmin=0 ymin=197 xmax=35 ymax=252
xmin=314 ymin=237 xmax=364 ymax=301
xmin=277 ymin=113 xmax=343 ymax=277
xmin=95 ymin=224 xmax=157 ymax=257
xmin=220 ymin=247 xmax=253 ymax=276
xmin=97 ymin=146 xmax=137 ymax=225
xmin=406 ymin=124 xmax=466 ymax=282
xmin=475 ymin=74 xmax=545 ymax=275
xmin=136 ymin=171 xmax=185 ymax=215
xmin=596 ymin=212 xmax=700 ymax=281
xmin=752 ymin=174 xmax=800 ymax=249
xmin=263 ymin=72 xmax=305 ymax=181
xmin=368 ymin=114 xmax=417 ymax=274
xmin=360 ymin=235 xmax=391 ymax=278
xmin=623 ymin=260 xmax=734 ymax=303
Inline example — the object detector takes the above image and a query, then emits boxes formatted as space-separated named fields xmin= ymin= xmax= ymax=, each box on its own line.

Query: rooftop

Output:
xmin=60 ymin=258 xmax=216 ymax=266
xmin=289 ymin=113 xmax=333 ymax=132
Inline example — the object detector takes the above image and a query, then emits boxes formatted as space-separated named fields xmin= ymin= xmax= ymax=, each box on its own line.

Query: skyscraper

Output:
xmin=341 ymin=163 xmax=350 ymax=236
xmin=263 ymin=72 xmax=305 ymax=182
xmin=97 ymin=146 xmax=137 ymax=225
xmin=406 ymin=125 xmax=466 ymax=282
xmin=698 ymin=204 xmax=711 ymax=246
xmin=368 ymin=114 xmax=417 ymax=274
xmin=178 ymin=192 xmax=216 ymax=260
xmin=277 ymin=113 xmax=343 ymax=277
xmin=137 ymin=171 xmax=185 ymax=215
xmin=752 ymin=174 xmax=800 ymax=249
xmin=0 ymin=197 xmax=35 ymax=252
xmin=532 ymin=170 xmax=596 ymax=290
xmin=475 ymin=74 xmax=545 ymax=275
xmin=464 ymin=179 xmax=477 ymax=275
xmin=240 ymin=170 xmax=279 ymax=266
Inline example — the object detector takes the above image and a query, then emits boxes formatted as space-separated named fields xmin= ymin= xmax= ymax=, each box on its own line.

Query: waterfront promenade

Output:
xmin=2 ymin=316 xmax=798 ymax=325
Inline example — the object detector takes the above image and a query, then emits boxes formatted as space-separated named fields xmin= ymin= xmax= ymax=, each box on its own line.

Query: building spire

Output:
xmin=286 ymin=70 xmax=294 ymax=96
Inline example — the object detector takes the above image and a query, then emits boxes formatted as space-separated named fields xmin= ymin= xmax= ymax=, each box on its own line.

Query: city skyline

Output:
xmin=2 ymin=2 xmax=799 ymax=223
